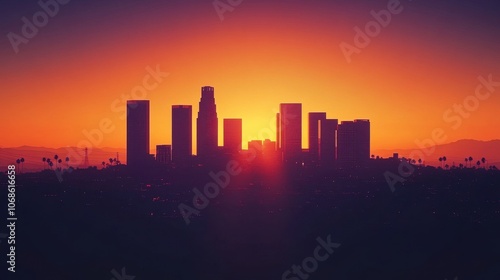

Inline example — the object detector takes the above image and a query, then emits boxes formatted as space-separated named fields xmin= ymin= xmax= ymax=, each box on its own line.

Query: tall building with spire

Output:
xmin=197 ymin=86 xmax=218 ymax=160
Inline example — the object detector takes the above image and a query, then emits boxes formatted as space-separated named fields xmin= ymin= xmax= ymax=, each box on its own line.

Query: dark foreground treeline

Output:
xmin=1 ymin=163 xmax=499 ymax=280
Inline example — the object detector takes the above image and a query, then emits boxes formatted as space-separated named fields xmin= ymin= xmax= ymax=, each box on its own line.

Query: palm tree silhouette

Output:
xmin=464 ymin=158 xmax=468 ymax=168
xmin=57 ymin=159 xmax=62 ymax=170
xmin=468 ymin=156 xmax=473 ymax=168
xmin=54 ymin=155 xmax=59 ymax=169
xmin=439 ymin=157 xmax=443 ymax=168
xmin=20 ymin=158 xmax=25 ymax=173
xmin=42 ymin=157 xmax=47 ymax=170
xmin=102 ymin=161 xmax=106 ymax=169
xmin=48 ymin=161 xmax=54 ymax=170
xmin=445 ymin=164 xmax=449 ymax=170
xmin=418 ymin=159 xmax=422 ymax=166
xmin=481 ymin=157 xmax=486 ymax=169
xmin=443 ymin=156 xmax=447 ymax=168
xmin=476 ymin=160 xmax=480 ymax=168
xmin=16 ymin=159 xmax=20 ymax=171
xmin=65 ymin=156 xmax=70 ymax=168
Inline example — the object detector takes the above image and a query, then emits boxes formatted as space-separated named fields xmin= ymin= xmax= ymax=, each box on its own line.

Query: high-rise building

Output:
xmin=197 ymin=86 xmax=218 ymax=160
xmin=127 ymin=100 xmax=150 ymax=168
xmin=319 ymin=119 xmax=338 ymax=164
xmin=279 ymin=103 xmax=302 ymax=163
xmin=223 ymin=119 xmax=242 ymax=154
xmin=262 ymin=139 xmax=277 ymax=159
xmin=156 ymin=145 xmax=171 ymax=164
xmin=337 ymin=119 xmax=370 ymax=166
xmin=172 ymin=105 xmax=192 ymax=164
xmin=309 ymin=112 xmax=327 ymax=162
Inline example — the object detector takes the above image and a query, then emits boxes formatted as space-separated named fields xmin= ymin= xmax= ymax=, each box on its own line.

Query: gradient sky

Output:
xmin=1 ymin=0 xmax=500 ymax=154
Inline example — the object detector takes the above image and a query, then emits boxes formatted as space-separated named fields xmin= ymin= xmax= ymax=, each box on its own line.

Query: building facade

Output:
xmin=223 ymin=118 xmax=242 ymax=154
xmin=172 ymin=105 xmax=192 ymax=164
xmin=197 ymin=86 xmax=218 ymax=160
xmin=279 ymin=103 xmax=302 ymax=163
xmin=127 ymin=100 xmax=150 ymax=169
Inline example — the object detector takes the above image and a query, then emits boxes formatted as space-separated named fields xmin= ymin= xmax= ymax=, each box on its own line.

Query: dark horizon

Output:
xmin=2 ymin=0 xmax=500 ymax=279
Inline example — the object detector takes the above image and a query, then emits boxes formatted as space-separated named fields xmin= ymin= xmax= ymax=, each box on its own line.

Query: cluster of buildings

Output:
xmin=126 ymin=86 xmax=370 ymax=169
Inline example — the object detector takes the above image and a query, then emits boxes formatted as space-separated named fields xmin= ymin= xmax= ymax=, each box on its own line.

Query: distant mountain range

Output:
xmin=1 ymin=139 xmax=499 ymax=172
xmin=372 ymin=139 xmax=500 ymax=167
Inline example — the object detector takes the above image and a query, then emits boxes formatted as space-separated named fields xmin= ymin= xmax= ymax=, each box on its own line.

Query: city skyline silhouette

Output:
xmin=2 ymin=1 xmax=500 ymax=153
xmin=124 ymin=86 xmax=371 ymax=169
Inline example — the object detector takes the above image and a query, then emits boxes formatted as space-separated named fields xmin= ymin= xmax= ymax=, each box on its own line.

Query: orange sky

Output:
xmin=1 ymin=0 xmax=499 ymax=154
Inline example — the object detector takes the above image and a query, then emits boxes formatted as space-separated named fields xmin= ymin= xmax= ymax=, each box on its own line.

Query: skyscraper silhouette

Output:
xmin=319 ymin=118 xmax=338 ymax=165
xmin=337 ymin=119 xmax=370 ymax=166
xmin=248 ymin=140 xmax=263 ymax=157
xmin=127 ymin=100 xmax=150 ymax=169
xmin=156 ymin=145 xmax=171 ymax=164
xmin=223 ymin=118 xmax=242 ymax=154
xmin=172 ymin=105 xmax=192 ymax=164
xmin=262 ymin=139 xmax=278 ymax=160
xmin=279 ymin=103 xmax=302 ymax=163
xmin=197 ymin=86 xmax=218 ymax=161
xmin=309 ymin=112 xmax=327 ymax=162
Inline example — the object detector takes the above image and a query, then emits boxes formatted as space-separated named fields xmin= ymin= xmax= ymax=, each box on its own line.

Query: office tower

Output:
xmin=279 ymin=103 xmax=302 ymax=163
xmin=337 ymin=119 xmax=370 ymax=166
xmin=197 ymin=86 xmax=218 ymax=160
xmin=223 ymin=119 xmax=242 ymax=154
xmin=319 ymin=119 xmax=338 ymax=164
xmin=309 ymin=112 xmax=327 ymax=162
xmin=127 ymin=100 xmax=150 ymax=168
xmin=172 ymin=105 xmax=192 ymax=164
xmin=156 ymin=145 xmax=171 ymax=164
xmin=356 ymin=119 xmax=370 ymax=163
xmin=276 ymin=113 xmax=281 ymax=150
